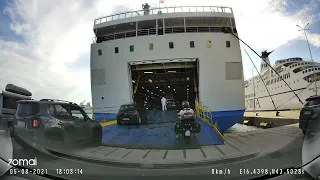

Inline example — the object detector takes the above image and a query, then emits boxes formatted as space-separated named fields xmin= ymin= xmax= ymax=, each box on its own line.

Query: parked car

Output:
xmin=12 ymin=99 xmax=102 ymax=149
xmin=117 ymin=103 xmax=148 ymax=125
xmin=299 ymin=95 xmax=320 ymax=135
xmin=167 ymin=99 xmax=180 ymax=110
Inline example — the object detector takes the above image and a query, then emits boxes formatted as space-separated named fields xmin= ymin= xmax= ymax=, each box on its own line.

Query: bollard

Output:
xmin=243 ymin=120 xmax=251 ymax=126
xmin=259 ymin=122 xmax=271 ymax=128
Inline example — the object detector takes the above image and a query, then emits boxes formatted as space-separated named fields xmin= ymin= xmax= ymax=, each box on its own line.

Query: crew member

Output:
xmin=161 ymin=96 xmax=167 ymax=111
xmin=142 ymin=3 xmax=150 ymax=15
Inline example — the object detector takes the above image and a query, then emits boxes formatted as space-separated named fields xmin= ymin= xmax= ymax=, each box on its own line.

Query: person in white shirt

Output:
xmin=161 ymin=97 xmax=167 ymax=111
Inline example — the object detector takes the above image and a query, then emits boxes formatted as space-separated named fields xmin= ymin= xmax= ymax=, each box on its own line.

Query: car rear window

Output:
xmin=120 ymin=105 xmax=135 ymax=111
xmin=16 ymin=103 xmax=39 ymax=116
xmin=48 ymin=104 xmax=86 ymax=120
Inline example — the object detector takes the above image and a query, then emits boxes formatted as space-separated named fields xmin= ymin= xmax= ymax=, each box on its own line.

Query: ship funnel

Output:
xmin=260 ymin=50 xmax=273 ymax=73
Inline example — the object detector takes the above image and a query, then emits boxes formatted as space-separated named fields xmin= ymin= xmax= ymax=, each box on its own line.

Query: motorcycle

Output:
xmin=174 ymin=109 xmax=201 ymax=139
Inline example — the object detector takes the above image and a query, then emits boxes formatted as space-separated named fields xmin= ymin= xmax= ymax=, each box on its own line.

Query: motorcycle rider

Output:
xmin=178 ymin=101 xmax=194 ymax=116
xmin=176 ymin=101 xmax=195 ymax=139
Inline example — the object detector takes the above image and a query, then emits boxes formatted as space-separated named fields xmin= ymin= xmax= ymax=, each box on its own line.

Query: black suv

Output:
xmin=117 ymin=103 xmax=148 ymax=125
xmin=12 ymin=99 xmax=102 ymax=149
xmin=299 ymin=95 xmax=320 ymax=135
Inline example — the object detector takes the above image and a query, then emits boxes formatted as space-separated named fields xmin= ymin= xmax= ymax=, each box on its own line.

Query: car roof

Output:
xmin=17 ymin=100 xmax=79 ymax=106
xmin=121 ymin=103 xmax=140 ymax=106
xmin=306 ymin=95 xmax=320 ymax=101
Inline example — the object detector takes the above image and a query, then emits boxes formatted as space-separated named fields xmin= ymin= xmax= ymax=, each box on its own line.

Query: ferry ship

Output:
xmin=245 ymin=50 xmax=320 ymax=111
xmin=90 ymin=5 xmax=245 ymax=132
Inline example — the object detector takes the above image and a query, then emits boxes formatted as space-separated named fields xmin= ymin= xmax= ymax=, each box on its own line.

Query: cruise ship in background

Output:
xmin=245 ymin=50 xmax=320 ymax=111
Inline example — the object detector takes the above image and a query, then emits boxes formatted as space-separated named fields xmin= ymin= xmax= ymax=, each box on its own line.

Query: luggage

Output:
xmin=5 ymin=84 xmax=32 ymax=96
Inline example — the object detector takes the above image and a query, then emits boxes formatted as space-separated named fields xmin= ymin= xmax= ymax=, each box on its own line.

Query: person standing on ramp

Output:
xmin=161 ymin=96 xmax=167 ymax=111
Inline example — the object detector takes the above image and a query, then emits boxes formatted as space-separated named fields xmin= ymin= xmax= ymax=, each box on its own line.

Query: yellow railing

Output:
xmin=195 ymin=100 xmax=225 ymax=142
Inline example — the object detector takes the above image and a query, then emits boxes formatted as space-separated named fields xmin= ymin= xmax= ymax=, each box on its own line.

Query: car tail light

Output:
xmin=184 ymin=114 xmax=193 ymax=119
xmin=32 ymin=119 xmax=40 ymax=127
xmin=133 ymin=111 xmax=139 ymax=115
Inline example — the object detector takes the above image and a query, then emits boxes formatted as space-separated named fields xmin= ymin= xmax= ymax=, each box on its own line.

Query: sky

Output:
xmin=0 ymin=0 xmax=319 ymax=104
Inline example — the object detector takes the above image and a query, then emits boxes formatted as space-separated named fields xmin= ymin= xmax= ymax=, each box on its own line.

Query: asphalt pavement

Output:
xmin=8 ymin=126 xmax=313 ymax=180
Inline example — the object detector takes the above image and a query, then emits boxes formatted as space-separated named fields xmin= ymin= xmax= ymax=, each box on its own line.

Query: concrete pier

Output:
xmin=241 ymin=110 xmax=300 ymax=128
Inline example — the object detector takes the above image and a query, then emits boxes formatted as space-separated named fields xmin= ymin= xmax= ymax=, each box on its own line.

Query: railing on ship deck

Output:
xmin=195 ymin=100 xmax=224 ymax=141
xmin=94 ymin=6 xmax=233 ymax=25
xmin=92 ymin=26 xmax=226 ymax=43
xmin=90 ymin=106 xmax=118 ymax=121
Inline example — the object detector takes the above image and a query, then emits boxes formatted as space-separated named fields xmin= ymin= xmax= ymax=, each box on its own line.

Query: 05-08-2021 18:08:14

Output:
xmin=239 ymin=168 xmax=305 ymax=175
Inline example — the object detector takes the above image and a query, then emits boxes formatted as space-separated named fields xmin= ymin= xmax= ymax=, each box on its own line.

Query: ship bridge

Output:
xmin=93 ymin=6 xmax=237 ymax=43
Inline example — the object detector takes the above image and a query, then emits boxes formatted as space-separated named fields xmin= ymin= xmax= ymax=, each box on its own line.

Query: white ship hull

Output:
xmin=245 ymin=54 xmax=320 ymax=111
xmin=245 ymin=82 xmax=320 ymax=111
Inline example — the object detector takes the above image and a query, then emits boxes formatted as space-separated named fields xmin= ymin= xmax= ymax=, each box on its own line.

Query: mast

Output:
xmin=252 ymin=68 xmax=255 ymax=113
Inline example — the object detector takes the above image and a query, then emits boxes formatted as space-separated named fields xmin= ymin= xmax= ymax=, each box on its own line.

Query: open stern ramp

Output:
xmin=101 ymin=110 xmax=223 ymax=148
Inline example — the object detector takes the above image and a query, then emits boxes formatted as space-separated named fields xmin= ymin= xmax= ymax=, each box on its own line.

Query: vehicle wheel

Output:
xmin=91 ymin=130 xmax=102 ymax=146
xmin=45 ymin=135 xmax=64 ymax=150
xmin=7 ymin=124 xmax=14 ymax=137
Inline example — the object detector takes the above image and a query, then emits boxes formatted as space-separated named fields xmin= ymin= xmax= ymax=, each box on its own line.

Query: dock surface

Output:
xmin=49 ymin=125 xmax=302 ymax=168
xmin=244 ymin=110 xmax=300 ymax=119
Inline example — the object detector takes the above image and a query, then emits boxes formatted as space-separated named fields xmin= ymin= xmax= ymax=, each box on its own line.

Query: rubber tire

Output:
xmin=91 ymin=130 xmax=102 ymax=146
xmin=7 ymin=124 xmax=14 ymax=137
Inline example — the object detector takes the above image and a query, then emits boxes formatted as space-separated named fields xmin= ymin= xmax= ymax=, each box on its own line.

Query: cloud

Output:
xmin=1 ymin=0 xmax=319 ymax=103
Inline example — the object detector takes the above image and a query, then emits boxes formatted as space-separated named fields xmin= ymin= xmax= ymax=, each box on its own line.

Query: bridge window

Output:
xmin=130 ymin=45 xmax=134 ymax=52
xmin=169 ymin=42 xmax=174 ymax=49
xmin=226 ymin=41 xmax=231 ymax=48
xmin=206 ymin=40 xmax=212 ymax=48
xmin=98 ymin=49 xmax=102 ymax=56
xmin=190 ymin=41 xmax=195 ymax=48
xmin=115 ymin=47 xmax=119 ymax=54
xmin=149 ymin=43 xmax=154 ymax=50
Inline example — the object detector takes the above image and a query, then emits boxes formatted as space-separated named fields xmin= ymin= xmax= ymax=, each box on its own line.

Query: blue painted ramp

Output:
xmin=101 ymin=110 xmax=223 ymax=148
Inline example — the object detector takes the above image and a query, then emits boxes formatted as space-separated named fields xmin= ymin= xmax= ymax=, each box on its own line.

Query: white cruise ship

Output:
xmin=245 ymin=50 xmax=320 ymax=111
xmin=90 ymin=5 xmax=245 ymax=132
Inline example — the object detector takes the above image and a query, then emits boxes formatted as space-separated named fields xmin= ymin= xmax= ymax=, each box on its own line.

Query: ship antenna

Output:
xmin=242 ymin=45 xmax=278 ymax=111
xmin=227 ymin=28 xmax=303 ymax=104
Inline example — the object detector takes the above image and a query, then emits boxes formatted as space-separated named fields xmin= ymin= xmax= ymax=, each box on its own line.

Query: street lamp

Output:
xmin=297 ymin=23 xmax=317 ymax=95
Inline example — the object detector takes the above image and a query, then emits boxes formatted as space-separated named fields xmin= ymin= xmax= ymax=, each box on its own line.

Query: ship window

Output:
xmin=226 ymin=41 xmax=231 ymax=48
xmin=149 ymin=43 xmax=154 ymax=50
xmin=98 ymin=49 xmax=102 ymax=56
xmin=115 ymin=47 xmax=119 ymax=54
xmin=169 ymin=42 xmax=174 ymax=49
xmin=309 ymin=69 xmax=311 ymax=72
xmin=206 ymin=40 xmax=212 ymax=48
xmin=190 ymin=41 xmax=195 ymax=48
xmin=130 ymin=45 xmax=134 ymax=52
